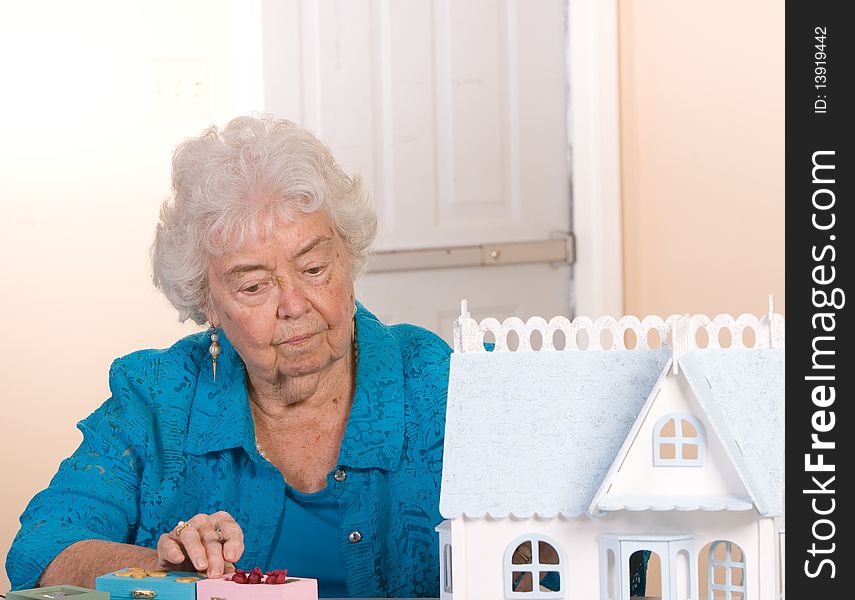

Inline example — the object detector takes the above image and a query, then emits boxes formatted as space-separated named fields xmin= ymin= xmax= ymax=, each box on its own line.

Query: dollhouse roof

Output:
xmin=439 ymin=344 xmax=785 ymax=519
xmin=679 ymin=348 xmax=785 ymax=515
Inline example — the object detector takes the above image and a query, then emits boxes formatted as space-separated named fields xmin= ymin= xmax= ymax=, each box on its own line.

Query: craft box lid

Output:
xmin=95 ymin=570 xmax=203 ymax=600
xmin=196 ymin=574 xmax=318 ymax=600
xmin=7 ymin=586 xmax=108 ymax=600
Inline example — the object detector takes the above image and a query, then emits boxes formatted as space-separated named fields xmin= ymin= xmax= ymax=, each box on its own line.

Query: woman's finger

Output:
xmin=210 ymin=511 xmax=242 ymax=539
xmin=176 ymin=520 xmax=209 ymax=571
xmin=199 ymin=526 xmax=227 ymax=578
xmin=156 ymin=533 xmax=187 ymax=565
xmin=216 ymin=525 xmax=244 ymax=564
xmin=211 ymin=511 xmax=245 ymax=564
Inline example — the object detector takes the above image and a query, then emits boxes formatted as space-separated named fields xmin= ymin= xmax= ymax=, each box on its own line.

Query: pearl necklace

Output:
xmin=255 ymin=439 xmax=268 ymax=459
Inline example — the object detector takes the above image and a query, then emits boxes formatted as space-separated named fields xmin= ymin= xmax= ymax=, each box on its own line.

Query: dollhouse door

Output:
xmin=600 ymin=534 xmax=698 ymax=600
xmin=258 ymin=0 xmax=622 ymax=342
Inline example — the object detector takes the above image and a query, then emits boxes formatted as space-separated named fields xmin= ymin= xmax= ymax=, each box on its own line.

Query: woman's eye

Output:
xmin=305 ymin=266 xmax=325 ymax=276
xmin=241 ymin=283 xmax=262 ymax=294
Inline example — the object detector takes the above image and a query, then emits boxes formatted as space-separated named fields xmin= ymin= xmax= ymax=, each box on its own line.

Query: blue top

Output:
xmin=7 ymin=303 xmax=452 ymax=597
xmin=269 ymin=485 xmax=347 ymax=597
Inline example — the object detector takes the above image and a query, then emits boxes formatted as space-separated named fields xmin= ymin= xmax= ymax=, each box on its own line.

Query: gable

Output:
xmin=595 ymin=366 xmax=752 ymax=511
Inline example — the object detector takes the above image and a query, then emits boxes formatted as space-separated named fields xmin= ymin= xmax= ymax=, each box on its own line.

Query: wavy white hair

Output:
xmin=151 ymin=115 xmax=377 ymax=324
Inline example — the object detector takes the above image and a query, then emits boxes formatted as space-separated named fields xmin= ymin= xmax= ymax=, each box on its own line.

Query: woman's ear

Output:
xmin=202 ymin=299 xmax=221 ymax=329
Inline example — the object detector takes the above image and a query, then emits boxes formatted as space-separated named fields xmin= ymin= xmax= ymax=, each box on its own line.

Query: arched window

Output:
xmin=708 ymin=541 xmax=746 ymax=600
xmin=606 ymin=548 xmax=616 ymax=600
xmin=504 ymin=535 xmax=564 ymax=598
xmin=653 ymin=412 xmax=705 ymax=466
xmin=443 ymin=543 xmax=453 ymax=593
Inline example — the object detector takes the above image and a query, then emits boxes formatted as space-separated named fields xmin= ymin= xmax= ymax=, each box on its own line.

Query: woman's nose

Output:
xmin=275 ymin=277 xmax=311 ymax=318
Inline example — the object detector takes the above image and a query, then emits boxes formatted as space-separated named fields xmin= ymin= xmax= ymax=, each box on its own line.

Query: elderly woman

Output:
xmin=7 ymin=116 xmax=451 ymax=598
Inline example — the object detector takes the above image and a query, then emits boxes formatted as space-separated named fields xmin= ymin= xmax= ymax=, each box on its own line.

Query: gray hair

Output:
xmin=151 ymin=115 xmax=377 ymax=324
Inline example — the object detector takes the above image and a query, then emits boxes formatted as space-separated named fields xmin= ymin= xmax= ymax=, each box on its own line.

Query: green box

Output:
xmin=7 ymin=585 xmax=108 ymax=600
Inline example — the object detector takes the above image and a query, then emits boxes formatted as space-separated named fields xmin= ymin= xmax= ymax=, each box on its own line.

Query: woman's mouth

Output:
xmin=276 ymin=332 xmax=317 ymax=346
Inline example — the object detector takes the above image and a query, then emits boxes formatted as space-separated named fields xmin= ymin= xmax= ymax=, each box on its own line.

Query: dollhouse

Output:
xmin=436 ymin=300 xmax=785 ymax=600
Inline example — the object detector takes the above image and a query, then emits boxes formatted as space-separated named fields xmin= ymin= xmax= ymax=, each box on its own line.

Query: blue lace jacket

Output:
xmin=7 ymin=304 xmax=452 ymax=596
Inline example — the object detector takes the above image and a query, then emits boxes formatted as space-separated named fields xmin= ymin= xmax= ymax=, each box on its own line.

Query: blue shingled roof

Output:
xmin=680 ymin=348 xmax=785 ymax=516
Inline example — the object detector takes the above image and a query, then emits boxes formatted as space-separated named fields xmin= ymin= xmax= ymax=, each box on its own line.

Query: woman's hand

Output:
xmin=156 ymin=511 xmax=244 ymax=578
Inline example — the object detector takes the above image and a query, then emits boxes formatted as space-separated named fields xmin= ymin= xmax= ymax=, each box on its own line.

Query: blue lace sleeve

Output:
xmin=5 ymin=365 xmax=146 ymax=590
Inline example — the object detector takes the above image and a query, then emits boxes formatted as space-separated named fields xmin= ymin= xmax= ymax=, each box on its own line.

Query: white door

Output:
xmin=261 ymin=0 xmax=572 ymax=342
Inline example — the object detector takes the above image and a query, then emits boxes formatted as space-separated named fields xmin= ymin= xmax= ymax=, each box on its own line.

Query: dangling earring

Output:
xmin=209 ymin=326 xmax=221 ymax=382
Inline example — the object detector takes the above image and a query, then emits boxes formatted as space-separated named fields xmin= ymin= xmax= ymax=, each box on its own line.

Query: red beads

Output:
xmin=231 ymin=567 xmax=290 ymax=585
xmin=265 ymin=570 xmax=289 ymax=585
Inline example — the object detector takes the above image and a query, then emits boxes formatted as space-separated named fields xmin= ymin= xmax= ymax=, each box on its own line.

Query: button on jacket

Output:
xmin=7 ymin=304 xmax=451 ymax=597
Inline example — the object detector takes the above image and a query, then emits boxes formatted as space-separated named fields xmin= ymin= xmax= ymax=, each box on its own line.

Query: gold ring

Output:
xmin=214 ymin=523 xmax=225 ymax=544
xmin=173 ymin=520 xmax=192 ymax=537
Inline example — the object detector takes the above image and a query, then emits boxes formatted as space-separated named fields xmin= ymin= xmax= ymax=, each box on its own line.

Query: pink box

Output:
xmin=196 ymin=573 xmax=318 ymax=600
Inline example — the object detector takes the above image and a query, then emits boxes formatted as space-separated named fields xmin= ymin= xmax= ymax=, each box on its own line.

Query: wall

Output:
xmin=618 ymin=0 xmax=785 ymax=318
xmin=0 ymin=1 xmax=262 ymax=591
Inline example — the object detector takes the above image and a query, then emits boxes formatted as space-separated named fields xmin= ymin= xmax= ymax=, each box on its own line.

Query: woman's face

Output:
xmin=205 ymin=209 xmax=355 ymax=389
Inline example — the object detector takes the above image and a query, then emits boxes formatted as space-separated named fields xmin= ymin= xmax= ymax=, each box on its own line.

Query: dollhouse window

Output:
xmin=504 ymin=535 xmax=564 ymax=598
xmin=653 ymin=412 xmax=705 ymax=466
xmin=708 ymin=541 xmax=746 ymax=600
xmin=443 ymin=543 xmax=453 ymax=593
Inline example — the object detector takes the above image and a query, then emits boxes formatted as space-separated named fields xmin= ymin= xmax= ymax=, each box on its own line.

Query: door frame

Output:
xmin=567 ymin=0 xmax=624 ymax=318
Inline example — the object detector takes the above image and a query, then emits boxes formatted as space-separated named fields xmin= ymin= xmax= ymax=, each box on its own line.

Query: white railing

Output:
xmin=453 ymin=299 xmax=785 ymax=353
